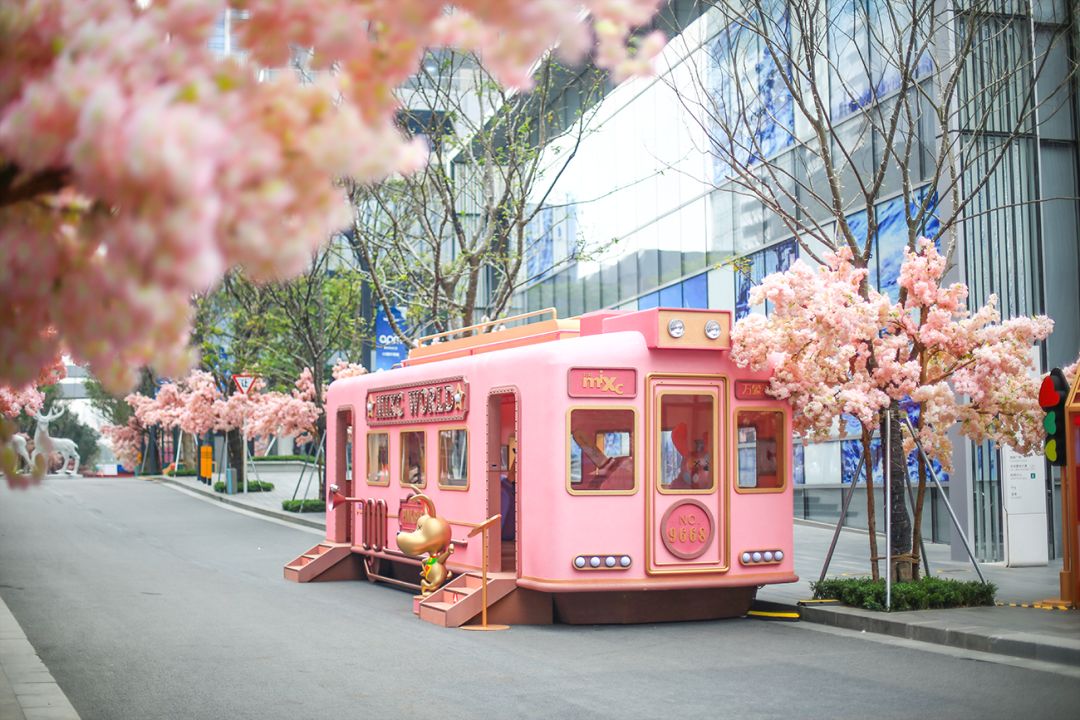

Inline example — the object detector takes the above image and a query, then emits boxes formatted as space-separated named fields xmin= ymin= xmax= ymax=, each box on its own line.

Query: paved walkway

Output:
xmin=758 ymin=520 xmax=1080 ymax=667
xmin=156 ymin=473 xmax=1080 ymax=668
xmin=1 ymin=589 xmax=80 ymax=720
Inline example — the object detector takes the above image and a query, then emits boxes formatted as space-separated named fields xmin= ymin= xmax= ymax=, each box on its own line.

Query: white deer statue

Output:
xmin=11 ymin=433 xmax=33 ymax=472
xmin=32 ymin=406 xmax=80 ymax=475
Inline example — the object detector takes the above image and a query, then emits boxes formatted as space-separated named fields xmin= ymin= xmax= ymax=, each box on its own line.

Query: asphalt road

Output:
xmin=1 ymin=476 xmax=1077 ymax=720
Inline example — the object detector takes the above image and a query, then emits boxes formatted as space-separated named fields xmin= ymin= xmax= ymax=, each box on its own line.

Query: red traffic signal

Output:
xmin=1040 ymin=368 xmax=1069 ymax=466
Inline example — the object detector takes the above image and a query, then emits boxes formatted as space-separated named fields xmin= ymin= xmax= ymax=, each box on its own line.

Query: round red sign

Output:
xmin=660 ymin=499 xmax=714 ymax=560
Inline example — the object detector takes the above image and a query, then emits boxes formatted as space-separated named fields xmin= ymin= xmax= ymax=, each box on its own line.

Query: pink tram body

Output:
xmin=286 ymin=307 xmax=797 ymax=625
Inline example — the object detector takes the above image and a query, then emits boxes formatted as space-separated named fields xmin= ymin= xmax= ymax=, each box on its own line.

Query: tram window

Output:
xmin=367 ymin=433 xmax=389 ymax=485
xmin=658 ymin=393 xmax=715 ymax=492
xmin=438 ymin=429 xmax=468 ymax=489
xmin=736 ymin=411 xmax=784 ymax=491
xmin=400 ymin=431 xmax=426 ymax=487
xmin=568 ymin=408 xmax=636 ymax=493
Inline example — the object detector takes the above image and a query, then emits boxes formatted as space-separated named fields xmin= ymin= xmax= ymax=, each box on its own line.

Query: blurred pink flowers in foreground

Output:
xmin=0 ymin=0 xmax=665 ymax=395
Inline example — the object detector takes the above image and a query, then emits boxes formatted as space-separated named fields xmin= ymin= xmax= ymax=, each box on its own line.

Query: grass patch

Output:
xmin=282 ymin=499 xmax=325 ymax=513
xmin=252 ymin=454 xmax=318 ymax=463
xmin=213 ymin=479 xmax=275 ymax=493
xmin=811 ymin=576 xmax=996 ymax=612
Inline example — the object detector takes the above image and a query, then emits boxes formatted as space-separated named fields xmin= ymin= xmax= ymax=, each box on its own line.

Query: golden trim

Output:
xmin=365 ymin=431 xmax=390 ymax=486
xmin=653 ymin=388 xmax=720 ymax=495
xmin=416 ymin=308 xmax=557 ymax=345
xmin=565 ymin=404 xmax=640 ymax=496
xmin=732 ymin=406 xmax=789 ymax=494
xmin=398 ymin=428 xmax=427 ymax=488
xmin=436 ymin=425 xmax=470 ymax=491
xmin=517 ymin=570 xmax=797 ymax=589
xmin=644 ymin=373 xmax=732 ymax=576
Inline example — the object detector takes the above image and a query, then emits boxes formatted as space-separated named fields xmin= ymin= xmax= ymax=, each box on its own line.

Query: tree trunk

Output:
xmin=861 ymin=431 xmax=881 ymax=581
xmin=180 ymin=432 xmax=197 ymax=472
xmin=882 ymin=405 xmax=914 ymax=582
xmin=911 ymin=450 xmax=929 ymax=581
xmin=227 ymin=429 xmax=246 ymax=491
xmin=142 ymin=426 xmax=162 ymax=475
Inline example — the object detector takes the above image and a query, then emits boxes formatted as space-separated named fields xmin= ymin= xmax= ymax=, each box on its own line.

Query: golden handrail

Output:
xmin=415 ymin=308 xmax=558 ymax=347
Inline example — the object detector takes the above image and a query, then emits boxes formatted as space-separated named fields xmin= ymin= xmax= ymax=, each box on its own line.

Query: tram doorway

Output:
xmin=487 ymin=390 xmax=519 ymax=573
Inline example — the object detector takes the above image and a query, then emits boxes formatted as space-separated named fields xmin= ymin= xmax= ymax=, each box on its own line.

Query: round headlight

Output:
xmin=667 ymin=318 xmax=685 ymax=338
xmin=763 ymin=551 xmax=774 ymax=562
xmin=605 ymin=556 xmax=617 ymax=568
xmin=752 ymin=552 xmax=763 ymax=563
xmin=741 ymin=552 xmax=751 ymax=564
xmin=774 ymin=550 xmax=784 ymax=561
xmin=620 ymin=555 xmax=632 ymax=567
xmin=574 ymin=556 xmax=586 ymax=569
xmin=704 ymin=319 xmax=722 ymax=340
xmin=589 ymin=556 xmax=601 ymax=568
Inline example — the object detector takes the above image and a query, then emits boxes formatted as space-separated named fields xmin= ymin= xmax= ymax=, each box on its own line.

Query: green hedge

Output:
xmin=165 ymin=468 xmax=198 ymax=477
xmin=213 ymin=480 xmax=275 ymax=493
xmin=811 ymin=576 xmax=996 ymax=612
xmin=251 ymin=454 xmax=319 ymax=463
xmin=282 ymin=499 xmax=325 ymax=513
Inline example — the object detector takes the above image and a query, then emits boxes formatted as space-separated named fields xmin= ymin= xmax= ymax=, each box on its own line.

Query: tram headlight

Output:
xmin=704 ymin=319 xmax=722 ymax=340
xmin=667 ymin=318 xmax=685 ymax=338
xmin=574 ymin=556 xmax=586 ymax=569
xmin=741 ymin=552 xmax=751 ymax=564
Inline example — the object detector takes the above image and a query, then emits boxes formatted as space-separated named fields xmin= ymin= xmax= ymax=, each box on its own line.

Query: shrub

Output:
xmin=213 ymin=479 xmax=274 ymax=493
xmin=251 ymin=454 xmax=319 ymax=463
xmin=165 ymin=468 xmax=198 ymax=477
xmin=282 ymin=499 xmax=325 ymax=513
xmin=811 ymin=576 xmax=996 ymax=612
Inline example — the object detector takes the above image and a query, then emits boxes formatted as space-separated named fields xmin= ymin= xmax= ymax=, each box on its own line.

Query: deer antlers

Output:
xmin=33 ymin=405 xmax=65 ymax=423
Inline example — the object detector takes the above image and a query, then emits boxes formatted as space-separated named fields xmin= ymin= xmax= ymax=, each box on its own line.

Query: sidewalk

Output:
xmin=153 ymin=473 xmax=1079 ymax=667
xmin=154 ymin=465 xmax=327 ymax=530
xmin=0 ymin=594 xmax=80 ymax=720
xmin=758 ymin=521 xmax=1080 ymax=667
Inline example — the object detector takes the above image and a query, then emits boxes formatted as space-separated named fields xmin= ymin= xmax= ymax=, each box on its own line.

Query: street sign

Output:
xmin=233 ymin=374 xmax=257 ymax=395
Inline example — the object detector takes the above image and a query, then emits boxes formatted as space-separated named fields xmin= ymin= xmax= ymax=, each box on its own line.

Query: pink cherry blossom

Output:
xmin=732 ymin=238 xmax=1057 ymax=472
xmin=1 ymin=0 xmax=665 ymax=396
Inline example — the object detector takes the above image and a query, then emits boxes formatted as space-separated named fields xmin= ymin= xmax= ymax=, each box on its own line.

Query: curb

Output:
xmin=0 ymin=594 xmax=81 ymax=719
xmin=152 ymin=476 xmax=326 ymax=531
xmin=790 ymin=602 xmax=1080 ymax=667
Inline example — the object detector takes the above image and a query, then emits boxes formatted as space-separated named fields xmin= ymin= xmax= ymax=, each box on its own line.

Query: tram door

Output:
xmin=487 ymin=391 xmax=519 ymax=573
xmin=646 ymin=376 xmax=727 ymax=574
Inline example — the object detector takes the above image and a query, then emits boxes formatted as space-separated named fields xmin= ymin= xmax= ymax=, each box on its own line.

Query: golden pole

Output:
xmin=461 ymin=514 xmax=508 ymax=631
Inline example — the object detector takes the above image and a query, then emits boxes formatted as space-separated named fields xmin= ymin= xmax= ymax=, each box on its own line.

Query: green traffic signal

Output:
xmin=1043 ymin=412 xmax=1056 ymax=434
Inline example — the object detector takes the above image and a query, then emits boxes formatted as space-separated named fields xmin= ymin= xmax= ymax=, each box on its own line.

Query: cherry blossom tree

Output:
xmin=0 ymin=0 xmax=665 ymax=398
xmin=732 ymin=239 xmax=1058 ymax=581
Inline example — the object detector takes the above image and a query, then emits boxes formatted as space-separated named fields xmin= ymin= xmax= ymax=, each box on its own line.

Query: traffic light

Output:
xmin=1039 ymin=367 xmax=1069 ymax=466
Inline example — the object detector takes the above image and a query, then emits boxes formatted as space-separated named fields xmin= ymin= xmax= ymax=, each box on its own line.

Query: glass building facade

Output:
xmin=510 ymin=1 xmax=1080 ymax=560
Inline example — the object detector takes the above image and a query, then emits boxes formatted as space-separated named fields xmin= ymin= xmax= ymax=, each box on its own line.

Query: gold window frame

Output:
xmin=655 ymin=388 xmax=720 ymax=495
xmin=732 ymin=407 xmax=787 ymax=494
xmin=436 ymin=426 xmax=470 ymax=491
xmin=565 ymin=405 xmax=639 ymax=496
xmin=398 ymin=428 xmax=427 ymax=488
xmin=365 ymin=431 xmax=390 ymax=486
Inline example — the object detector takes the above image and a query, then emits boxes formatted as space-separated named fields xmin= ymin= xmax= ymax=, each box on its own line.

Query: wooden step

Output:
xmin=417 ymin=572 xmax=517 ymax=628
xmin=282 ymin=543 xmax=351 ymax=582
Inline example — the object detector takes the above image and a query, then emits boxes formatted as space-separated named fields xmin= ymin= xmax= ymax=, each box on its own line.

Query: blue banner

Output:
xmin=374 ymin=307 xmax=407 ymax=371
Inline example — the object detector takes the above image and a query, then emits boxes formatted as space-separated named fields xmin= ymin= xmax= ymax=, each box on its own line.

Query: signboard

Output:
xmin=735 ymin=380 xmax=769 ymax=400
xmin=374 ymin=307 xmax=408 ymax=371
xmin=567 ymin=368 xmax=636 ymax=398
xmin=1001 ymin=344 xmax=1048 ymax=567
xmin=233 ymin=374 xmax=257 ymax=394
xmin=660 ymin=499 xmax=714 ymax=560
xmin=366 ymin=377 xmax=468 ymax=426
xmin=398 ymin=496 xmax=424 ymax=532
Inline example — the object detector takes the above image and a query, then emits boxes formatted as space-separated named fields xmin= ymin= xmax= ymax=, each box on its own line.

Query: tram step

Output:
xmin=417 ymin=572 xmax=517 ymax=628
xmin=283 ymin=543 xmax=351 ymax=582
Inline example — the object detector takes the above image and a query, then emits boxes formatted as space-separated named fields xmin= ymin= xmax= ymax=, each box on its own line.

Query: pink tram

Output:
xmin=285 ymin=307 xmax=797 ymax=625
